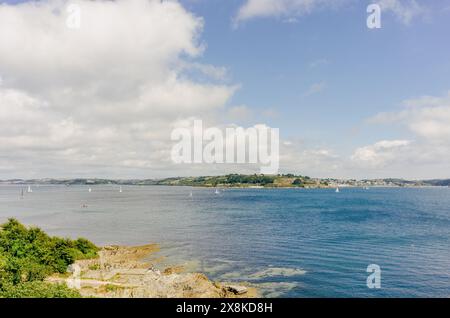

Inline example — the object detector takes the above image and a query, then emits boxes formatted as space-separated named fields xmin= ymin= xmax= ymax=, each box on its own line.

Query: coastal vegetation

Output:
xmin=3 ymin=175 xmax=449 ymax=188
xmin=0 ymin=219 xmax=98 ymax=298
xmin=0 ymin=220 xmax=255 ymax=298
xmin=162 ymin=174 xmax=323 ymax=188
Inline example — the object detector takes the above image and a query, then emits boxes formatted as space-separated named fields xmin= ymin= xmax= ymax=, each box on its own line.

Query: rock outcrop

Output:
xmin=47 ymin=244 xmax=257 ymax=298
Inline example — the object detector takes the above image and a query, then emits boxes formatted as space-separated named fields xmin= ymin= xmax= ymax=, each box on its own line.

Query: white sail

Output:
xmin=27 ymin=186 xmax=32 ymax=193
xmin=335 ymin=188 xmax=340 ymax=193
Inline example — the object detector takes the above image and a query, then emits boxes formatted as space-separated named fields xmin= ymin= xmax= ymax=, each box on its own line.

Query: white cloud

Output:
xmin=377 ymin=0 xmax=425 ymax=25
xmin=353 ymin=91 xmax=450 ymax=176
xmin=0 ymin=0 xmax=236 ymax=178
xmin=179 ymin=62 xmax=229 ymax=81
xmin=370 ymin=91 xmax=450 ymax=141
xmin=234 ymin=0 xmax=348 ymax=26
xmin=351 ymin=140 xmax=412 ymax=167
xmin=227 ymin=105 xmax=254 ymax=122
xmin=234 ymin=0 xmax=426 ymax=26
xmin=303 ymin=82 xmax=326 ymax=97
xmin=278 ymin=138 xmax=343 ymax=177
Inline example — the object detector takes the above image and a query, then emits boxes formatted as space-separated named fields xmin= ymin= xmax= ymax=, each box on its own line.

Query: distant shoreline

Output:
xmin=0 ymin=174 xmax=450 ymax=189
xmin=1 ymin=183 xmax=449 ymax=189
xmin=1 ymin=174 xmax=449 ymax=188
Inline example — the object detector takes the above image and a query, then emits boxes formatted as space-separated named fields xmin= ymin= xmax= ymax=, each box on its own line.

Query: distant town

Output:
xmin=1 ymin=174 xmax=449 ymax=188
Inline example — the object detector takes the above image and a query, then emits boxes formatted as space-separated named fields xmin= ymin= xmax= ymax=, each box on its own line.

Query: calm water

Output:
xmin=1 ymin=185 xmax=449 ymax=297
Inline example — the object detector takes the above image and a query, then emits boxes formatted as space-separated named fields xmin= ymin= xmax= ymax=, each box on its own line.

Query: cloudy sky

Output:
xmin=0 ymin=0 xmax=449 ymax=179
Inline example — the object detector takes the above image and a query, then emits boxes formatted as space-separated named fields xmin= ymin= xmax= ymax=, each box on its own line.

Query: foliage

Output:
xmin=162 ymin=174 xmax=322 ymax=187
xmin=223 ymin=174 xmax=276 ymax=185
xmin=0 ymin=281 xmax=81 ymax=298
xmin=0 ymin=218 xmax=98 ymax=298
xmin=184 ymin=174 xmax=277 ymax=186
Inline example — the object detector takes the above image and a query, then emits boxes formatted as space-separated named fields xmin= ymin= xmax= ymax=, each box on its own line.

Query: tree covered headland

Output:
xmin=165 ymin=174 xmax=318 ymax=187
xmin=0 ymin=219 xmax=98 ymax=298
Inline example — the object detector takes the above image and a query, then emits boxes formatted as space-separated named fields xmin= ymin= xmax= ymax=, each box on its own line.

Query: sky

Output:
xmin=0 ymin=0 xmax=449 ymax=179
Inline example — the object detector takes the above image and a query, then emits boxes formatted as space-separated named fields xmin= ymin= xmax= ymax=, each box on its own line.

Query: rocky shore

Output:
xmin=47 ymin=244 xmax=258 ymax=298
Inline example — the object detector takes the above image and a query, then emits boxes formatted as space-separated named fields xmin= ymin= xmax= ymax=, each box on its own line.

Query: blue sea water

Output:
xmin=0 ymin=185 xmax=449 ymax=297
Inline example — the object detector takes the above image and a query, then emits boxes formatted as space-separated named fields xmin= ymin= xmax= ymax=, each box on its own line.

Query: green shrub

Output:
xmin=0 ymin=218 xmax=98 ymax=298
xmin=0 ymin=281 xmax=81 ymax=298
xmin=73 ymin=238 xmax=98 ymax=259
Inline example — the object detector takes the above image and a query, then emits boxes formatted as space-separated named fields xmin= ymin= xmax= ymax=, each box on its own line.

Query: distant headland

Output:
xmin=1 ymin=174 xmax=449 ymax=188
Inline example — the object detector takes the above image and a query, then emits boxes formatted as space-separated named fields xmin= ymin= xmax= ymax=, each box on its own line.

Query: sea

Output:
xmin=0 ymin=185 xmax=449 ymax=297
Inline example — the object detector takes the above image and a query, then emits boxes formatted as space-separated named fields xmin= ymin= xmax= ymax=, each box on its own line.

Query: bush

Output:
xmin=0 ymin=218 xmax=98 ymax=298
xmin=0 ymin=281 xmax=81 ymax=298
xmin=74 ymin=238 xmax=98 ymax=259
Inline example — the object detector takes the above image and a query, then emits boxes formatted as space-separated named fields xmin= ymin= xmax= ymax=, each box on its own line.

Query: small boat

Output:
xmin=119 ymin=186 xmax=123 ymax=193
xmin=335 ymin=187 xmax=340 ymax=193
xmin=189 ymin=191 xmax=193 ymax=198
xmin=215 ymin=189 xmax=220 ymax=195
xmin=88 ymin=187 xmax=92 ymax=193
xmin=27 ymin=185 xmax=32 ymax=193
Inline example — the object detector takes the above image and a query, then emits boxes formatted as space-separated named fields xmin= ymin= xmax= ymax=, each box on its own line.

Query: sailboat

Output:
xmin=27 ymin=185 xmax=33 ymax=193
xmin=88 ymin=187 xmax=92 ymax=193
xmin=189 ymin=191 xmax=193 ymax=198
xmin=119 ymin=186 xmax=123 ymax=193
xmin=215 ymin=188 xmax=220 ymax=195
xmin=335 ymin=187 xmax=340 ymax=193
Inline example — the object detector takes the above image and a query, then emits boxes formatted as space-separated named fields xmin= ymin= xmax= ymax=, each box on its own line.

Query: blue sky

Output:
xmin=0 ymin=0 xmax=450 ymax=179
xmin=180 ymin=0 xmax=450 ymax=150
xmin=178 ymin=0 xmax=450 ymax=179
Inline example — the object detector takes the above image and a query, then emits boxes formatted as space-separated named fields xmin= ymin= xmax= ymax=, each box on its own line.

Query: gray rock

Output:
xmin=225 ymin=285 xmax=248 ymax=295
